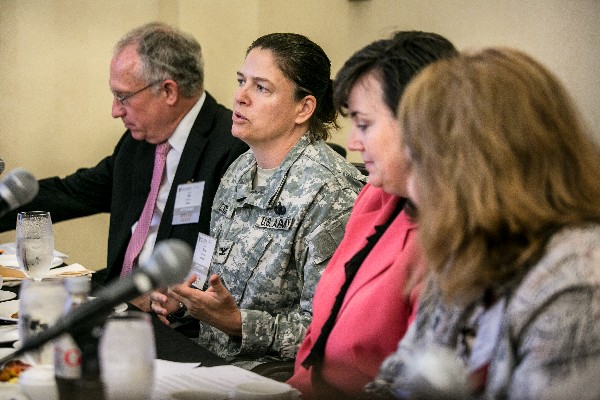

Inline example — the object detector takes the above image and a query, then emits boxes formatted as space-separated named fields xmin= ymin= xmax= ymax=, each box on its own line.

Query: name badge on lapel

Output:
xmin=172 ymin=182 xmax=204 ymax=225
xmin=256 ymin=215 xmax=293 ymax=230
xmin=191 ymin=232 xmax=216 ymax=289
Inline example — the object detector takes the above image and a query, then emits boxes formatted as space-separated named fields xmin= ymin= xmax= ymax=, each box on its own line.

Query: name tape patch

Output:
xmin=256 ymin=215 xmax=293 ymax=230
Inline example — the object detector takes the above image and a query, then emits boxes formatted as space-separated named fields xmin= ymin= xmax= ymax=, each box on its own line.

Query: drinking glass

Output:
xmin=99 ymin=311 xmax=156 ymax=400
xmin=16 ymin=211 xmax=54 ymax=281
xmin=18 ymin=278 xmax=68 ymax=365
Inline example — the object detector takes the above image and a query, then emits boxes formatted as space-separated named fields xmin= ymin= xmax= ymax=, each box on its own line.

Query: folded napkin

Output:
xmin=0 ymin=265 xmax=25 ymax=279
xmin=0 ymin=263 xmax=94 ymax=285
xmin=48 ymin=263 xmax=95 ymax=277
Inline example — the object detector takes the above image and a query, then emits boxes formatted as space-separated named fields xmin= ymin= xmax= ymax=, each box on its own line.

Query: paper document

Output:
xmin=151 ymin=361 xmax=299 ymax=399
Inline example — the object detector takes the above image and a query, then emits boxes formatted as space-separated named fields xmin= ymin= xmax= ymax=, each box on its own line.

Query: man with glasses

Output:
xmin=0 ymin=23 xmax=248 ymax=309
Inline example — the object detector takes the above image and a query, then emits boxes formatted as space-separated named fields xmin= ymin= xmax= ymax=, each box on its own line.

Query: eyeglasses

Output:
xmin=113 ymin=80 xmax=162 ymax=106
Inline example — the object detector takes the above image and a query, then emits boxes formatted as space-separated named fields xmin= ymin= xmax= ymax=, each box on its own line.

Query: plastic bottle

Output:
xmin=54 ymin=276 xmax=90 ymax=399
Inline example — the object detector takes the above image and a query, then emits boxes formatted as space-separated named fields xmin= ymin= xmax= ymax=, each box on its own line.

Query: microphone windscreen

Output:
xmin=143 ymin=239 xmax=193 ymax=286
xmin=402 ymin=346 xmax=470 ymax=399
xmin=2 ymin=168 xmax=39 ymax=206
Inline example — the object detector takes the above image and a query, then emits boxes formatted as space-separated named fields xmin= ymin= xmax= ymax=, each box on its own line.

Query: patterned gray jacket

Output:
xmin=366 ymin=224 xmax=600 ymax=399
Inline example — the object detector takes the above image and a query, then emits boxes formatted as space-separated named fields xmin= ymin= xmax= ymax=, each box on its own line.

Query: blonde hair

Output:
xmin=400 ymin=47 xmax=600 ymax=303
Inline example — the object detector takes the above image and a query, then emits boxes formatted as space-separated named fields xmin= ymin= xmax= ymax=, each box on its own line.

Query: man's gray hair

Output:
xmin=115 ymin=22 xmax=204 ymax=97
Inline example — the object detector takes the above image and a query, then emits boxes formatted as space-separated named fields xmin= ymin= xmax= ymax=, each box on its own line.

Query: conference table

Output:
xmin=150 ymin=312 xmax=225 ymax=366
xmin=0 ymin=268 xmax=299 ymax=399
xmin=0 ymin=274 xmax=227 ymax=368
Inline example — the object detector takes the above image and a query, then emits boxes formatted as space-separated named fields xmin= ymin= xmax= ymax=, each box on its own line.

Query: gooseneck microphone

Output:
xmin=0 ymin=168 xmax=39 ymax=218
xmin=0 ymin=239 xmax=193 ymax=365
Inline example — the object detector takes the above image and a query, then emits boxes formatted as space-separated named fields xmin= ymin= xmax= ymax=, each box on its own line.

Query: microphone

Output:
xmin=0 ymin=158 xmax=5 ymax=175
xmin=392 ymin=346 xmax=470 ymax=400
xmin=0 ymin=239 xmax=193 ymax=364
xmin=0 ymin=168 xmax=39 ymax=218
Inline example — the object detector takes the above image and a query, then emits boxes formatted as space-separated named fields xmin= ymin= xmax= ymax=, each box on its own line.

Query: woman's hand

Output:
xmin=169 ymin=273 xmax=242 ymax=337
xmin=130 ymin=293 xmax=153 ymax=312
xmin=150 ymin=286 xmax=183 ymax=325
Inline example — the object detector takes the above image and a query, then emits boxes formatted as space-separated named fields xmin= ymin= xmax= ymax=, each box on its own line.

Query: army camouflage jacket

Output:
xmin=199 ymin=134 xmax=366 ymax=363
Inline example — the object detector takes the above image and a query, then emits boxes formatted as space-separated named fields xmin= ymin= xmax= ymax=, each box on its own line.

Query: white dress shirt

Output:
xmin=134 ymin=92 xmax=206 ymax=267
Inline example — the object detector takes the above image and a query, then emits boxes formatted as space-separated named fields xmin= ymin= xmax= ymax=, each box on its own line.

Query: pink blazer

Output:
xmin=288 ymin=184 xmax=423 ymax=399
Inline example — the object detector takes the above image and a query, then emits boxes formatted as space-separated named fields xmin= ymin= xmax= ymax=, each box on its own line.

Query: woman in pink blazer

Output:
xmin=287 ymin=31 xmax=458 ymax=399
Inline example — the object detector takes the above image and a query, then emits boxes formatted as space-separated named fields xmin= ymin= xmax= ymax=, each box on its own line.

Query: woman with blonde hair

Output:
xmin=367 ymin=47 xmax=600 ymax=399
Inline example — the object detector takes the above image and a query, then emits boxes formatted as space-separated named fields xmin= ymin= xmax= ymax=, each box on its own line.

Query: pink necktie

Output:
xmin=121 ymin=141 xmax=171 ymax=276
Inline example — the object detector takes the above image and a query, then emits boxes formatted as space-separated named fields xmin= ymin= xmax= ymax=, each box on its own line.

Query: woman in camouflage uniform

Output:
xmin=152 ymin=33 xmax=364 ymax=368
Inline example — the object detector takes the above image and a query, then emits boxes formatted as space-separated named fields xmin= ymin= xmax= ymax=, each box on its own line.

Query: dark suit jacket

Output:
xmin=0 ymin=92 xmax=248 ymax=283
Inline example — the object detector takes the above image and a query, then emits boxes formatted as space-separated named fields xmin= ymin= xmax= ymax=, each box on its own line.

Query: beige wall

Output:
xmin=1 ymin=0 xmax=598 ymax=269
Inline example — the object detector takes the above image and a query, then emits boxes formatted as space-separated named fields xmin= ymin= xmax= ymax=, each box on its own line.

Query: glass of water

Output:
xmin=16 ymin=211 xmax=54 ymax=281
xmin=99 ymin=311 xmax=156 ymax=400
xmin=18 ymin=278 xmax=68 ymax=365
